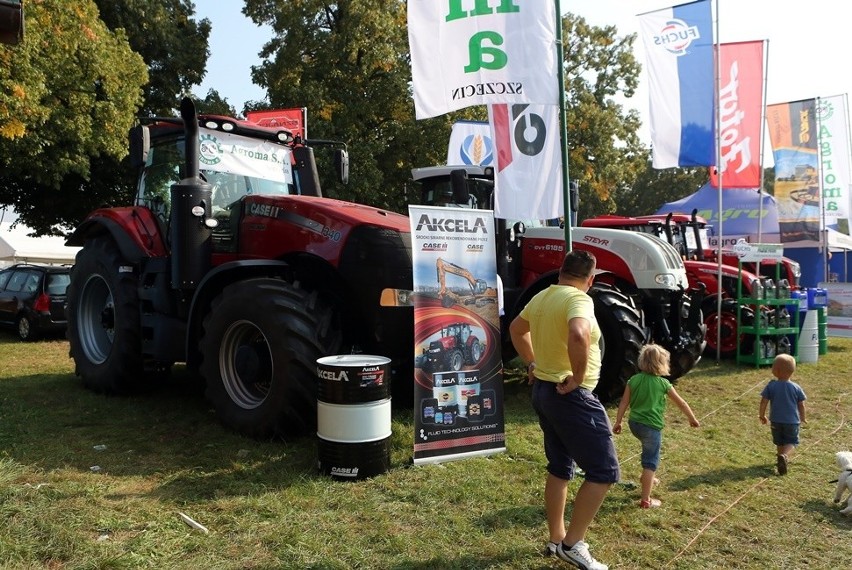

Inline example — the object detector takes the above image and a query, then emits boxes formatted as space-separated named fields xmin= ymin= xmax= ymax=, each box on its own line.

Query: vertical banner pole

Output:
xmin=555 ymin=0 xmax=572 ymax=248
xmin=714 ymin=0 xmax=723 ymax=362
xmin=758 ymin=39 xmax=769 ymax=241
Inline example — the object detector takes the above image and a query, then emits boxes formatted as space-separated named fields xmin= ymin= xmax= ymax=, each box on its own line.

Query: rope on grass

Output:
xmin=618 ymin=380 xmax=766 ymax=466
xmin=665 ymin=395 xmax=847 ymax=567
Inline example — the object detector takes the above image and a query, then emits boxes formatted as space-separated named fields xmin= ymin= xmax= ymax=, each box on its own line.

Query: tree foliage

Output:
xmin=612 ymin=161 xmax=708 ymax=217
xmin=0 ymin=0 xmax=212 ymax=235
xmin=93 ymin=0 xmax=211 ymax=116
xmin=0 ymin=0 xmax=148 ymax=234
xmin=563 ymin=15 xmax=647 ymax=222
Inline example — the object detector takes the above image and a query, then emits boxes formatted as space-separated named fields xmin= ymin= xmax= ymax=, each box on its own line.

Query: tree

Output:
xmin=0 ymin=0 xmax=148 ymax=234
xmin=613 ymin=161 xmax=708 ymax=217
xmin=93 ymin=0 xmax=211 ymax=116
xmin=563 ymin=15 xmax=647 ymax=222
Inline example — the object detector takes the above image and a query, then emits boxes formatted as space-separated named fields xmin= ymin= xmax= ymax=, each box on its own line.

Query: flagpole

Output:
xmin=817 ymin=96 xmax=828 ymax=283
xmin=758 ymin=39 xmax=769 ymax=241
xmin=714 ymin=0 xmax=723 ymax=362
xmin=555 ymin=0 xmax=572 ymax=249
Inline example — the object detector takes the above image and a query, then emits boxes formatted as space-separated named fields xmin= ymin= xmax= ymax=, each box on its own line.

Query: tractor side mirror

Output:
xmin=334 ymin=149 xmax=349 ymax=185
xmin=450 ymin=169 xmax=470 ymax=205
xmin=0 ymin=0 xmax=24 ymax=46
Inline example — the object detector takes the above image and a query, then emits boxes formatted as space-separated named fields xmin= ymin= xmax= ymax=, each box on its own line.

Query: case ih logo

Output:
xmin=199 ymin=134 xmax=223 ymax=166
xmin=652 ymin=19 xmax=701 ymax=56
xmin=422 ymin=243 xmax=448 ymax=252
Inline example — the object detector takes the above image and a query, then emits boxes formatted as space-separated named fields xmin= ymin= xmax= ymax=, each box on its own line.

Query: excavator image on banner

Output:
xmin=436 ymin=258 xmax=497 ymax=309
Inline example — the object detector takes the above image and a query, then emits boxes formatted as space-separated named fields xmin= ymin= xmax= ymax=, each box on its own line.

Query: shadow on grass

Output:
xmin=667 ymin=464 xmax=774 ymax=490
xmin=802 ymin=498 xmax=852 ymax=527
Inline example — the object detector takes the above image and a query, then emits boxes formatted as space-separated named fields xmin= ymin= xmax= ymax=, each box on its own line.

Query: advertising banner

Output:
xmin=766 ymin=99 xmax=820 ymax=242
xmin=447 ymin=121 xmax=494 ymax=166
xmin=409 ymin=205 xmax=505 ymax=464
xmin=638 ymin=0 xmax=715 ymax=168
xmin=709 ymin=41 xmax=765 ymax=189
xmin=816 ymin=95 xmax=852 ymax=223
xmin=489 ymin=103 xmax=563 ymax=220
xmin=198 ymin=128 xmax=293 ymax=184
xmin=407 ymin=0 xmax=558 ymax=119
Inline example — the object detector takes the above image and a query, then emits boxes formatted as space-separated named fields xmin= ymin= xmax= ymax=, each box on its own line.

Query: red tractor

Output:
xmin=423 ymin=322 xmax=483 ymax=373
xmin=581 ymin=212 xmax=801 ymax=357
xmin=65 ymin=99 xmax=414 ymax=438
xmin=410 ymin=166 xmax=707 ymax=402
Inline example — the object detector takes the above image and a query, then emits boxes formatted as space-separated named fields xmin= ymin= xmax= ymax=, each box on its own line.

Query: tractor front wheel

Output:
xmin=200 ymin=278 xmax=340 ymax=438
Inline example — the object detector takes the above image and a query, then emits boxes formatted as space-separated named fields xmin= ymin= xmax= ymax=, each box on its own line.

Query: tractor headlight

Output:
xmin=655 ymin=274 xmax=677 ymax=288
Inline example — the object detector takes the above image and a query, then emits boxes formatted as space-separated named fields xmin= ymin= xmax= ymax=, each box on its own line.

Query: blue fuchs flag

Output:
xmin=639 ymin=0 xmax=715 ymax=168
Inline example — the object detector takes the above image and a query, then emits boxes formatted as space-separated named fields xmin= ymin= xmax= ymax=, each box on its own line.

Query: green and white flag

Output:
xmin=408 ymin=0 xmax=558 ymax=120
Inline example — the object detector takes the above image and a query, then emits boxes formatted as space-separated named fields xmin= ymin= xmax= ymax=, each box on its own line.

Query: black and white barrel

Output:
xmin=316 ymin=354 xmax=392 ymax=480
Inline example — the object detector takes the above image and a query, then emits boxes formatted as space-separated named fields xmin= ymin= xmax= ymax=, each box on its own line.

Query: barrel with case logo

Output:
xmin=316 ymin=355 xmax=392 ymax=480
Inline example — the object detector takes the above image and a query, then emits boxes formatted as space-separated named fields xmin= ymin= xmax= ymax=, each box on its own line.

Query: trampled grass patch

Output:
xmin=1 ymin=331 xmax=850 ymax=568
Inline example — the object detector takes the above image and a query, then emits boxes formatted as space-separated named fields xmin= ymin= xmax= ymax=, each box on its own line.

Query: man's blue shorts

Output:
xmin=628 ymin=420 xmax=662 ymax=471
xmin=531 ymin=380 xmax=620 ymax=484
xmin=770 ymin=422 xmax=800 ymax=446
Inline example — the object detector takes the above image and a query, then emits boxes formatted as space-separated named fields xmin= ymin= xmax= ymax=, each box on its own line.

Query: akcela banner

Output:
xmin=638 ymin=0 xmax=715 ymax=168
xmin=766 ymin=99 xmax=820 ymax=242
xmin=409 ymin=205 xmax=505 ymax=464
xmin=816 ymin=95 xmax=852 ymax=223
xmin=407 ymin=0 xmax=558 ymax=120
xmin=710 ymin=41 xmax=765 ymax=189
xmin=489 ymin=103 xmax=563 ymax=220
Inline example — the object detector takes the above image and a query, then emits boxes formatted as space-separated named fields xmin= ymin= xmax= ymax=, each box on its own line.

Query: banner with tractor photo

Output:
xmin=409 ymin=205 xmax=505 ymax=465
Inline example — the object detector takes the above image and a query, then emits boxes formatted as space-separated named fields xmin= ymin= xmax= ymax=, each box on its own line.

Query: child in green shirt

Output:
xmin=614 ymin=344 xmax=700 ymax=508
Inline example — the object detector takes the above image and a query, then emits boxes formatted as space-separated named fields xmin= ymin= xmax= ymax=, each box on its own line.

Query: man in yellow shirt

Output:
xmin=510 ymin=249 xmax=618 ymax=570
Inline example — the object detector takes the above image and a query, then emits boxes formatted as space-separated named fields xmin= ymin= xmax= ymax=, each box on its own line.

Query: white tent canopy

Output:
xmin=0 ymin=221 xmax=80 ymax=265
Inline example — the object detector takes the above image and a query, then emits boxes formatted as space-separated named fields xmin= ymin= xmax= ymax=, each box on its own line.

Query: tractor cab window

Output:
xmin=137 ymin=133 xmax=297 ymax=225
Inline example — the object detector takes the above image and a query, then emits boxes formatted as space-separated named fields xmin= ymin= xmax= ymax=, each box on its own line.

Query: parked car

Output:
xmin=0 ymin=263 xmax=71 ymax=340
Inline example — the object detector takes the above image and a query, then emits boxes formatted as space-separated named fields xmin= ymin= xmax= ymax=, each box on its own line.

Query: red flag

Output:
xmin=709 ymin=41 xmax=764 ymax=188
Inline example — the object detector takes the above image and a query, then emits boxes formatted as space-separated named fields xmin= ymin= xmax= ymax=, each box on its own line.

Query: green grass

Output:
xmin=1 ymin=330 xmax=851 ymax=569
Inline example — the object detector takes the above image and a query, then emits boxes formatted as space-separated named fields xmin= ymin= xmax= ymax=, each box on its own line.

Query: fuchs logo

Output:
xmin=653 ymin=18 xmax=701 ymax=55
xmin=422 ymin=243 xmax=448 ymax=252
xmin=318 ymin=368 xmax=349 ymax=382
xmin=460 ymin=133 xmax=494 ymax=166
xmin=199 ymin=134 xmax=223 ymax=166
xmin=415 ymin=214 xmax=488 ymax=233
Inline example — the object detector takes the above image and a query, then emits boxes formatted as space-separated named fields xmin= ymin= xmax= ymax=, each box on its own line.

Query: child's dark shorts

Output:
xmin=770 ymin=422 xmax=800 ymax=446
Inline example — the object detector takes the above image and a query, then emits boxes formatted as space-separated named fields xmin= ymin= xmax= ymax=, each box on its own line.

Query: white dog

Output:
xmin=833 ymin=451 xmax=852 ymax=516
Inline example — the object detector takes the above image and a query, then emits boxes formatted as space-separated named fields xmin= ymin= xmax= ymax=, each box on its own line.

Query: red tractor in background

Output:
xmin=410 ymin=165 xmax=707 ymax=402
xmin=581 ymin=211 xmax=801 ymax=357
xmin=65 ymin=99 xmax=415 ymax=439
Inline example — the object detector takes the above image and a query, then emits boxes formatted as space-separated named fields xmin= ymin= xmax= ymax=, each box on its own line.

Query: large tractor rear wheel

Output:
xmin=589 ymin=284 xmax=646 ymax=403
xmin=200 ymin=278 xmax=341 ymax=439
xmin=66 ymin=238 xmax=143 ymax=394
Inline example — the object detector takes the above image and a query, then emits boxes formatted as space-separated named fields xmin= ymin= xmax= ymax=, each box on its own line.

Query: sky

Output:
xmin=194 ymin=0 xmax=852 ymax=166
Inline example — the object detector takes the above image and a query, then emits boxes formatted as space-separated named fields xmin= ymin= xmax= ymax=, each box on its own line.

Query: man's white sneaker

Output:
xmin=556 ymin=540 xmax=608 ymax=570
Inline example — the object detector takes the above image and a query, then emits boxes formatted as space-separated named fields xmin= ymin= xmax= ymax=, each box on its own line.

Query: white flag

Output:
xmin=408 ymin=0 xmax=558 ymax=120
xmin=447 ymin=121 xmax=493 ymax=166
xmin=817 ymin=95 xmax=852 ymax=223
xmin=489 ymin=103 xmax=563 ymax=220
